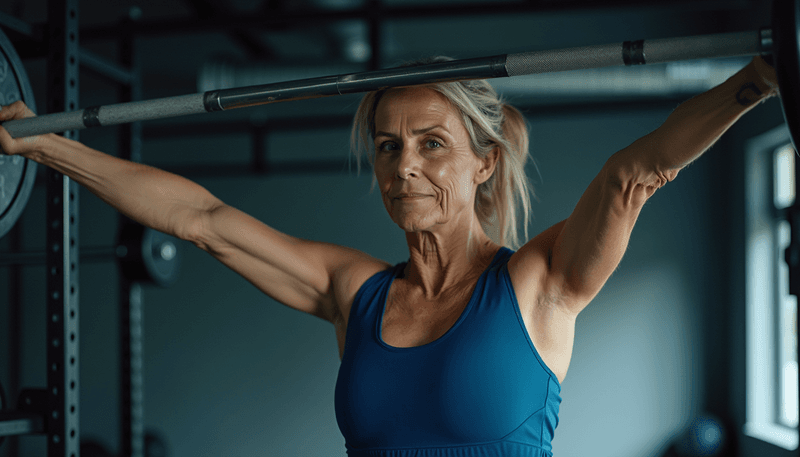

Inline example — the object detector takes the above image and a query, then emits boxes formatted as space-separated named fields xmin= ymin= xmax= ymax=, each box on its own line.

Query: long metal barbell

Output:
xmin=0 ymin=1 xmax=797 ymax=146
xmin=1 ymin=7 xmax=794 ymax=144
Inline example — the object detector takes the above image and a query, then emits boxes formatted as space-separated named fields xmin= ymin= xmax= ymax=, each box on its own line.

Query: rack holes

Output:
xmin=71 ymin=262 xmax=76 ymax=271
xmin=70 ymin=429 xmax=75 ymax=438
xmin=70 ymin=405 xmax=75 ymax=413
xmin=69 ymin=9 xmax=76 ymax=19
xmin=70 ymin=309 xmax=76 ymax=318
xmin=70 ymin=238 xmax=75 ymax=247
xmin=51 ymin=363 xmax=59 ymax=372
xmin=52 ymin=291 xmax=60 ymax=300
xmin=52 ymin=314 xmax=60 ymax=323
xmin=69 ymin=102 xmax=75 ymax=110
xmin=70 ymin=357 xmax=75 ymax=366
xmin=70 ymin=381 xmax=75 ymax=390
xmin=69 ymin=33 xmax=76 ymax=44
xmin=69 ymin=79 xmax=75 ymax=88
xmin=70 ymin=286 xmax=75 ymax=295
xmin=70 ymin=333 xmax=75 ymax=342
xmin=70 ymin=216 xmax=75 ymax=225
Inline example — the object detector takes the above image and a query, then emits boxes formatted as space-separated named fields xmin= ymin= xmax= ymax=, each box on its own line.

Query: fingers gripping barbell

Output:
xmin=0 ymin=0 xmax=798 ymax=240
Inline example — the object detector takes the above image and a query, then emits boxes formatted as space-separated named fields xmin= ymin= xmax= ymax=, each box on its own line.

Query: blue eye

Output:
xmin=426 ymin=139 xmax=442 ymax=149
xmin=378 ymin=141 xmax=398 ymax=152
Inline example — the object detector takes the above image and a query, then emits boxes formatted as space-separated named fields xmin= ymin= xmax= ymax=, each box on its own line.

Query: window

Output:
xmin=744 ymin=127 xmax=799 ymax=450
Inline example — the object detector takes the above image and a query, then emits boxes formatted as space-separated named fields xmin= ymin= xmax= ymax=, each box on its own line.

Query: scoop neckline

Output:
xmin=376 ymin=247 xmax=508 ymax=351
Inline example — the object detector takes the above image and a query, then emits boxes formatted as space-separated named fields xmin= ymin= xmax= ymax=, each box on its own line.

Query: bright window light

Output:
xmin=774 ymin=145 xmax=795 ymax=209
xmin=745 ymin=131 xmax=799 ymax=451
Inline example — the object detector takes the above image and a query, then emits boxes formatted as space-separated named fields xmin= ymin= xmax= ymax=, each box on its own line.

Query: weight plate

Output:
xmin=117 ymin=223 xmax=181 ymax=287
xmin=773 ymin=0 xmax=800 ymax=150
xmin=0 ymin=28 xmax=37 ymax=240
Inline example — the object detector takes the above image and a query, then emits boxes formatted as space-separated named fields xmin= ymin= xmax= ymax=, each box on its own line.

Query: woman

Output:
xmin=0 ymin=56 xmax=779 ymax=456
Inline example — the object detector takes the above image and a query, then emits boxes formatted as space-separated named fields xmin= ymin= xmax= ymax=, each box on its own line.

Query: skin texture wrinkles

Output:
xmin=372 ymin=86 xmax=499 ymax=300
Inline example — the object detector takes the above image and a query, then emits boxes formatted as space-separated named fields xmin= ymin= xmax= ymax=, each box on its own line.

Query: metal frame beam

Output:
xmin=80 ymin=0 xmax=750 ymax=39
xmin=45 ymin=0 xmax=81 ymax=455
xmin=117 ymin=20 xmax=146 ymax=457
xmin=180 ymin=0 xmax=277 ymax=59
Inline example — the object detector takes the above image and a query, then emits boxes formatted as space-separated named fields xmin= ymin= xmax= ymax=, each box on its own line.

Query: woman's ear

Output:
xmin=476 ymin=146 xmax=500 ymax=185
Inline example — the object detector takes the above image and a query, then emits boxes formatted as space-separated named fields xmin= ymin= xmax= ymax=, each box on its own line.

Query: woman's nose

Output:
xmin=395 ymin=146 xmax=420 ymax=179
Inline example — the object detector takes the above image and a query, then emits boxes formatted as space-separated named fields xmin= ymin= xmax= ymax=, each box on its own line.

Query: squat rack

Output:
xmin=0 ymin=0 xmax=147 ymax=455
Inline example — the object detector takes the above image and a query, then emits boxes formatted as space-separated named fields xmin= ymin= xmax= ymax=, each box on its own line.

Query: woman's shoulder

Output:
xmin=329 ymin=247 xmax=394 ymax=321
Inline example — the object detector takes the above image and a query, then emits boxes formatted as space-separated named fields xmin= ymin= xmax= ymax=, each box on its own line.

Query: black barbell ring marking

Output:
xmin=623 ymin=40 xmax=647 ymax=66
xmin=81 ymin=106 xmax=101 ymax=128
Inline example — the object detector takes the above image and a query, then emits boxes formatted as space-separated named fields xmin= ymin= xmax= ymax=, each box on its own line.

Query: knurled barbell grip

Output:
xmin=2 ymin=94 xmax=208 ymax=139
xmin=505 ymin=31 xmax=764 ymax=77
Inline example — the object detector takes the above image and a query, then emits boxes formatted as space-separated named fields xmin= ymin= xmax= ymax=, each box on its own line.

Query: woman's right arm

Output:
xmin=0 ymin=102 xmax=209 ymax=240
xmin=0 ymin=101 xmax=386 ymax=322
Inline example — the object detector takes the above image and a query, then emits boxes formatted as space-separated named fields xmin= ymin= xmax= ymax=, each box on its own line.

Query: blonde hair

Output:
xmin=350 ymin=57 xmax=534 ymax=250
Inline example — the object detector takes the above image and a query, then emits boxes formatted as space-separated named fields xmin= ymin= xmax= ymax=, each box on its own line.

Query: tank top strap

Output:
xmin=491 ymin=246 xmax=515 ymax=268
xmin=347 ymin=261 xmax=406 ymax=332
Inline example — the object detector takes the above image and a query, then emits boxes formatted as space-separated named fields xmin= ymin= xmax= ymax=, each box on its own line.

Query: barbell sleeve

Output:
xmin=1 ymin=30 xmax=766 ymax=139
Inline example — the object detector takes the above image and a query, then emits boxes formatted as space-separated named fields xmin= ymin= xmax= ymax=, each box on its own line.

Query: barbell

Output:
xmin=0 ymin=0 xmax=798 ymax=240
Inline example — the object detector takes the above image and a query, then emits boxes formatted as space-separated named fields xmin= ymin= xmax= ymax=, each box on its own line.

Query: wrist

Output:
xmin=744 ymin=60 xmax=779 ymax=98
xmin=727 ymin=63 xmax=776 ymax=108
xmin=24 ymin=133 xmax=69 ymax=164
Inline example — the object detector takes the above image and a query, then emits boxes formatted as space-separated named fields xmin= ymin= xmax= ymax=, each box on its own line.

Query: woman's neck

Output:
xmin=402 ymin=217 xmax=499 ymax=299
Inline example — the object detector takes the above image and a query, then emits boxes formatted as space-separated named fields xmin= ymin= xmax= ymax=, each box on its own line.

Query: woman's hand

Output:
xmin=0 ymin=100 xmax=50 ymax=158
xmin=752 ymin=55 xmax=779 ymax=97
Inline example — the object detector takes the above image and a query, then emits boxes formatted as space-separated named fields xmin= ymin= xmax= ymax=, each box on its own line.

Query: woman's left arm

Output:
xmin=543 ymin=57 xmax=779 ymax=315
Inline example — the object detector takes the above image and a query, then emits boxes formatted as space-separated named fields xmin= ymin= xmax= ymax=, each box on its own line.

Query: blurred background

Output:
xmin=0 ymin=0 xmax=795 ymax=456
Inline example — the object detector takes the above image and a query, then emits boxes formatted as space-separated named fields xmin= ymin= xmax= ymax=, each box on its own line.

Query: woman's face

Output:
xmin=372 ymin=87 xmax=493 ymax=234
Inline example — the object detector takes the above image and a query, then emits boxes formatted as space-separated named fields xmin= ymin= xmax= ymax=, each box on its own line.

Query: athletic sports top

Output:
xmin=335 ymin=247 xmax=561 ymax=457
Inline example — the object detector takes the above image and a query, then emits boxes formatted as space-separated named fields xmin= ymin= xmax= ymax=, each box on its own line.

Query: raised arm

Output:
xmin=521 ymin=57 xmax=779 ymax=315
xmin=0 ymin=101 xmax=387 ymax=323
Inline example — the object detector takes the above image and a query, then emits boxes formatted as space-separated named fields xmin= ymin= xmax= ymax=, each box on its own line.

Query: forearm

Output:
xmin=26 ymin=134 xmax=220 ymax=240
xmin=644 ymin=60 xmax=777 ymax=173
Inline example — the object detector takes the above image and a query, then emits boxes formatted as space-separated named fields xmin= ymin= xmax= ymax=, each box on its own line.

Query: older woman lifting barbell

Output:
xmin=0 ymin=50 xmax=779 ymax=455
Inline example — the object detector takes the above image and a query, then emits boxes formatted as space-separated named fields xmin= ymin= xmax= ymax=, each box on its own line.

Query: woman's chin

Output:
xmin=392 ymin=215 xmax=436 ymax=234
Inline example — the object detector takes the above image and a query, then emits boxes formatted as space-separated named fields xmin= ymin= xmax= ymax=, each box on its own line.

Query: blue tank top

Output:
xmin=335 ymin=247 xmax=561 ymax=457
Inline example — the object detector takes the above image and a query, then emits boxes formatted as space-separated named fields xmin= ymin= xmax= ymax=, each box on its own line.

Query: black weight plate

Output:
xmin=144 ymin=228 xmax=180 ymax=287
xmin=0 ymin=28 xmax=37 ymax=240
xmin=117 ymin=223 xmax=180 ymax=287
xmin=773 ymin=0 xmax=800 ymax=150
